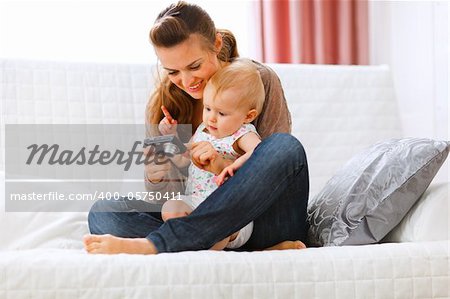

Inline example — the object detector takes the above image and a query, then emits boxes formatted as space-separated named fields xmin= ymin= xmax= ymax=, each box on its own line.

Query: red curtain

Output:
xmin=259 ymin=0 xmax=369 ymax=64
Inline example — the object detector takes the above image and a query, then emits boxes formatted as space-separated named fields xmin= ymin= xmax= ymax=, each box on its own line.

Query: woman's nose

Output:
xmin=181 ymin=72 xmax=193 ymax=89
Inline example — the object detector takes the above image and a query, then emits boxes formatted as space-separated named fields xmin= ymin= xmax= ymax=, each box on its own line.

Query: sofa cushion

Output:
xmin=0 ymin=171 xmax=89 ymax=250
xmin=383 ymin=181 xmax=449 ymax=242
xmin=307 ymin=138 xmax=450 ymax=246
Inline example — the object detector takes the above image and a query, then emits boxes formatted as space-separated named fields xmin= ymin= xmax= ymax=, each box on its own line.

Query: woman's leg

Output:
xmin=88 ymin=197 xmax=164 ymax=238
xmin=241 ymin=136 xmax=309 ymax=250
xmin=162 ymin=200 xmax=235 ymax=251
xmin=147 ymin=133 xmax=309 ymax=252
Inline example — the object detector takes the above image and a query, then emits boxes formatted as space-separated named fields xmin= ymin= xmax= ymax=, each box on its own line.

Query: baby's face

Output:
xmin=202 ymin=86 xmax=251 ymax=138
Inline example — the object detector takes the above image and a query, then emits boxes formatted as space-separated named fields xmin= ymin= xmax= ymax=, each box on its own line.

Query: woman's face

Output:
xmin=155 ymin=34 xmax=221 ymax=100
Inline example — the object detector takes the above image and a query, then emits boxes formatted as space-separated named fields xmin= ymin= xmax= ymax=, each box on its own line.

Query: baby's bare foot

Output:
xmin=83 ymin=234 xmax=157 ymax=255
xmin=265 ymin=240 xmax=307 ymax=251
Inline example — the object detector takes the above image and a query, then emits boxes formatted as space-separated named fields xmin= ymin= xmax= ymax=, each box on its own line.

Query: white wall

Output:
xmin=0 ymin=0 xmax=255 ymax=64
xmin=369 ymin=0 xmax=449 ymax=182
xmin=370 ymin=1 xmax=448 ymax=139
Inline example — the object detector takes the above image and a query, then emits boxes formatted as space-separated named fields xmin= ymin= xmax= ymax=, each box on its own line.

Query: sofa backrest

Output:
xmin=1 ymin=59 xmax=402 ymax=197
xmin=270 ymin=63 xmax=402 ymax=196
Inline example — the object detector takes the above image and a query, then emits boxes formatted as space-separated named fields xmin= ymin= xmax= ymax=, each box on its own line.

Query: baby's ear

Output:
xmin=244 ymin=109 xmax=258 ymax=123
xmin=214 ymin=32 xmax=223 ymax=54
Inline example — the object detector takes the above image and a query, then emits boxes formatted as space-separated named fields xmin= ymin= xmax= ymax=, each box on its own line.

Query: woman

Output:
xmin=84 ymin=1 xmax=309 ymax=254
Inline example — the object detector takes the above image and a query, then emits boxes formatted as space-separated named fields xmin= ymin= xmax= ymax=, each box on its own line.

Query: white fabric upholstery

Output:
xmin=0 ymin=59 xmax=448 ymax=298
xmin=1 ymin=59 xmax=402 ymax=197
xmin=1 ymin=241 xmax=449 ymax=299
xmin=269 ymin=63 xmax=402 ymax=196
xmin=384 ymin=181 xmax=450 ymax=242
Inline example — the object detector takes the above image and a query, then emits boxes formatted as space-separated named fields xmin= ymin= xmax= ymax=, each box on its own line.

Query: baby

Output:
xmin=161 ymin=59 xmax=305 ymax=250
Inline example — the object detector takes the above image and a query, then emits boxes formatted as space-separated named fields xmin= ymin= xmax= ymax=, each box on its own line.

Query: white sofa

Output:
xmin=0 ymin=59 xmax=449 ymax=299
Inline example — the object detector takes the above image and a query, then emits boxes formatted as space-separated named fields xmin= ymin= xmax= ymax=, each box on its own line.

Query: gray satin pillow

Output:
xmin=307 ymin=138 xmax=450 ymax=246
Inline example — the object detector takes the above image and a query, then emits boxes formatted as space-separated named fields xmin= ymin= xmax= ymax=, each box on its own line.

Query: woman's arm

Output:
xmin=252 ymin=62 xmax=292 ymax=138
xmin=144 ymin=116 xmax=187 ymax=193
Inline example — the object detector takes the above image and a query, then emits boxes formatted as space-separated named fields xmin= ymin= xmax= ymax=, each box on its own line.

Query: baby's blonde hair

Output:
xmin=206 ymin=58 xmax=265 ymax=114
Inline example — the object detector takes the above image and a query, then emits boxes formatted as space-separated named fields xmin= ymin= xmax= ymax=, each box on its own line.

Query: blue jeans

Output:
xmin=88 ymin=133 xmax=309 ymax=252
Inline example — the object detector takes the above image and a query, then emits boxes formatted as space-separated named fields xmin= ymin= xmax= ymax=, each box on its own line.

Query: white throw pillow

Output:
xmin=383 ymin=182 xmax=449 ymax=242
xmin=0 ymin=171 xmax=89 ymax=250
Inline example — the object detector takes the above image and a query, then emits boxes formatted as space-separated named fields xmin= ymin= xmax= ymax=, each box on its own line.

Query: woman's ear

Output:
xmin=244 ymin=109 xmax=258 ymax=123
xmin=214 ymin=32 xmax=223 ymax=54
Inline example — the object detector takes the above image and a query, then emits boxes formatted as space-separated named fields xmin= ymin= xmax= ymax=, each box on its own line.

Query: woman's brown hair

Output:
xmin=146 ymin=1 xmax=239 ymax=129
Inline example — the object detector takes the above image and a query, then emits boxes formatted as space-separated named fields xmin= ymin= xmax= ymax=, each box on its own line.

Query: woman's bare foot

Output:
xmin=265 ymin=240 xmax=306 ymax=251
xmin=83 ymin=234 xmax=158 ymax=255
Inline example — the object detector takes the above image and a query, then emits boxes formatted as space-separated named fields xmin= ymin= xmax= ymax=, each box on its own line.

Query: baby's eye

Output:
xmin=205 ymin=107 xmax=211 ymax=112
xmin=219 ymin=112 xmax=225 ymax=116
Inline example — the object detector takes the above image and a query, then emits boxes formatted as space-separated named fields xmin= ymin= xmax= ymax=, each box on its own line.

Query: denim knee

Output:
xmin=89 ymin=197 xmax=129 ymax=213
xmin=87 ymin=198 xmax=128 ymax=234
xmin=263 ymin=133 xmax=307 ymax=166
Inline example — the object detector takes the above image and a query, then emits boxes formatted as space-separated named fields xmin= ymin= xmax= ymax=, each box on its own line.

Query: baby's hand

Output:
xmin=215 ymin=164 xmax=237 ymax=186
xmin=158 ymin=105 xmax=178 ymax=135
xmin=190 ymin=141 xmax=220 ymax=174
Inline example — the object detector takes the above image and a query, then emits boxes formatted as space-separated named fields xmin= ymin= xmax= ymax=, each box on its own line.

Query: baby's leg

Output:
xmin=161 ymin=200 xmax=193 ymax=222
xmin=209 ymin=238 xmax=230 ymax=251
xmin=210 ymin=232 xmax=239 ymax=251
xmin=265 ymin=240 xmax=306 ymax=250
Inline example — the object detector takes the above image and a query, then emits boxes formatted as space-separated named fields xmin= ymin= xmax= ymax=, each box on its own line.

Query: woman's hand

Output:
xmin=158 ymin=105 xmax=178 ymax=135
xmin=143 ymin=146 xmax=172 ymax=183
xmin=190 ymin=141 xmax=220 ymax=174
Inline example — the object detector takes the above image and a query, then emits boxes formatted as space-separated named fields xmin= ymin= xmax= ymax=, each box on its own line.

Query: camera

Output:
xmin=143 ymin=135 xmax=187 ymax=157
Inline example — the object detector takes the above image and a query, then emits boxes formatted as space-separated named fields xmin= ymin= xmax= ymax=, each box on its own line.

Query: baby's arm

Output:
xmin=215 ymin=132 xmax=261 ymax=186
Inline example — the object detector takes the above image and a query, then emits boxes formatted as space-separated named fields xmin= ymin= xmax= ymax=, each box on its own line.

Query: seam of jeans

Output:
xmin=246 ymin=162 xmax=305 ymax=227
xmin=243 ymin=162 xmax=306 ymax=250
